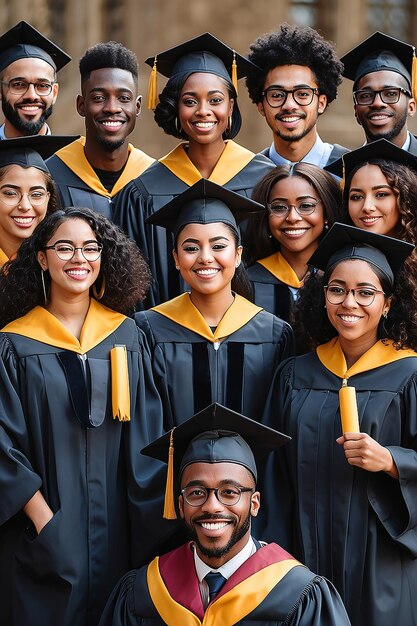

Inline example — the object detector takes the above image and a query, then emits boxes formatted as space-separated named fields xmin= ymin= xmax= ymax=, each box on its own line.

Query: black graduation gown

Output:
xmin=260 ymin=339 xmax=417 ymax=626
xmin=247 ymin=258 xmax=298 ymax=322
xmin=46 ymin=137 xmax=154 ymax=220
xmin=0 ymin=301 xmax=164 ymax=626
xmin=113 ymin=141 xmax=275 ymax=308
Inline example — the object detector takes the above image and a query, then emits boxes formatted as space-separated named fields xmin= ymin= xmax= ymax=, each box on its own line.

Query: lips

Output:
xmin=65 ymin=268 xmax=90 ymax=280
xmin=281 ymin=228 xmax=309 ymax=237
xmin=16 ymin=102 xmax=45 ymax=117
xmin=338 ymin=314 xmax=363 ymax=324
xmin=194 ymin=267 xmax=220 ymax=277
xmin=11 ymin=216 xmax=36 ymax=227
xmin=98 ymin=119 xmax=126 ymax=131
xmin=359 ymin=216 xmax=382 ymax=226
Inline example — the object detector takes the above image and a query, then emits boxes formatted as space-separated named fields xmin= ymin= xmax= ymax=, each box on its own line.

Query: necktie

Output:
xmin=204 ymin=571 xmax=227 ymax=603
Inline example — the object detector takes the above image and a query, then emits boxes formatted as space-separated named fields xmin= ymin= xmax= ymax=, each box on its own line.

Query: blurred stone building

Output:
xmin=1 ymin=0 xmax=417 ymax=158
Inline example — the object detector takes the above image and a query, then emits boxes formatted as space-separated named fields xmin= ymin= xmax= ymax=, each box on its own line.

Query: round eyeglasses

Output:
xmin=324 ymin=285 xmax=386 ymax=307
xmin=353 ymin=87 xmax=411 ymax=106
xmin=0 ymin=79 xmax=55 ymax=96
xmin=262 ymin=86 xmax=319 ymax=108
xmin=181 ymin=484 xmax=254 ymax=507
xmin=43 ymin=242 xmax=103 ymax=262
xmin=267 ymin=198 xmax=321 ymax=217
xmin=0 ymin=188 xmax=50 ymax=206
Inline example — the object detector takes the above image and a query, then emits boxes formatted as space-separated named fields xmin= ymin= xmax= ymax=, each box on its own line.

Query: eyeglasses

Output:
xmin=262 ymin=86 xmax=319 ymax=108
xmin=181 ymin=484 xmax=254 ymax=507
xmin=324 ymin=285 xmax=386 ymax=306
xmin=43 ymin=242 xmax=103 ymax=262
xmin=267 ymin=198 xmax=321 ymax=217
xmin=0 ymin=188 xmax=50 ymax=206
xmin=353 ymin=87 xmax=411 ymax=106
xmin=0 ymin=79 xmax=55 ymax=96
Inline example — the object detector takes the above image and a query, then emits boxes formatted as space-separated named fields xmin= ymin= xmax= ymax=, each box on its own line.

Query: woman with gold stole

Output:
xmin=135 ymin=179 xmax=293 ymax=430
xmin=113 ymin=33 xmax=274 ymax=308
xmin=0 ymin=208 xmax=164 ymax=626
xmin=0 ymin=135 xmax=75 ymax=267
xmin=261 ymin=223 xmax=417 ymax=626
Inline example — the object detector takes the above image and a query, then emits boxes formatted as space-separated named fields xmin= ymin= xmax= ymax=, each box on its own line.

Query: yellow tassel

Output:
xmin=163 ymin=428 xmax=177 ymax=520
xmin=340 ymin=158 xmax=345 ymax=192
xmin=231 ymin=50 xmax=238 ymax=95
xmin=147 ymin=56 xmax=158 ymax=110
xmin=412 ymin=50 xmax=417 ymax=102
xmin=110 ymin=345 xmax=131 ymax=422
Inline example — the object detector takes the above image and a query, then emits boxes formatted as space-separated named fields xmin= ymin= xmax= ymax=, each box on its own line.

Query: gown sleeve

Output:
xmin=0 ymin=335 xmax=42 ymax=524
xmin=98 ymin=570 xmax=138 ymax=626
xmin=288 ymin=575 xmax=351 ymax=626
xmin=272 ymin=318 xmax=295 ymax=365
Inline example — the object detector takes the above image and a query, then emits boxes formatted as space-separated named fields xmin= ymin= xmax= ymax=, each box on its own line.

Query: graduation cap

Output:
xmin=145 ymin=178 xmax=265 ymax=242
xmin=145 ymin=32 xmax=259 ymax=109
xmin=308 ymin=222 xmax=414 ymax=284
xmin=341 ymin=31 xmax=417 ymax=100
xmin=0 ymin=21 xmax=71 ymax=74
xmin=141 ymin=402 xmax=290 ymax=519
xmin=324 ymin=138 xmax=417 ymax=180
xmin=0 ymin=135 xmax=79 ymax=173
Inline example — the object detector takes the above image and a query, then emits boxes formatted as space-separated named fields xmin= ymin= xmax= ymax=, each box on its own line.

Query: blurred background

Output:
xmin=1 ymin=0 xmax=417 ymax=158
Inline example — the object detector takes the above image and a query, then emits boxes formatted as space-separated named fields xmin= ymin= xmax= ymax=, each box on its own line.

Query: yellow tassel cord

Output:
xmin=412 ymin=50 xmax=417 ymax=102
xmin=231 ymin=50 xmax=238 ymax=95
xmin=110 ymin=345 xmax=131 ymax=422
xmin=163 ymin=428 xmax=177 ymax=520
xmin=147 ymin=56 xmax=158 ymax=110
xmin=340 ymin=158 xmax=345 ymax=192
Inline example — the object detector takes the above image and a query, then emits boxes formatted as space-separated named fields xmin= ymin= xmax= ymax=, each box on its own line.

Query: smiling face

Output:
xmin=179 ymin=461 xmax=260 ymax=567
xmin=325 ymin=259 xmax=391 ymax=353
xmin=77 ymin=67 xmax=140 ymax=152
xmin=0 ymin=58 xmax=58 ymax=136
xmin=0 ymin=164 xmax=50 ymax=255
xmin=348 ymin=164 xmax=400 ymax=237
xmin=173 ymin=221 xmax=242 ymax=298
xmin=37 ymin=218 xmax=101 ymax=304
xmin=354 ymin=70 xmax=416 ymax=145
xmin=177 ymin=73 xmax=234 ymax=148
xmin=257 ymin=65 xmax=327 ymax=144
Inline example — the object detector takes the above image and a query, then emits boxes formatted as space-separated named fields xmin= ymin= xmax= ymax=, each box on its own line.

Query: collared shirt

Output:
xmin=402 ymin=132 xmax=411 ymax=151
xmin=0 ymin=123 xmax=51 ymax=140
xmin=268 ymin=134 xmax=333 ymax=168
xmin=194 ymin=536 xmax=257 ymax=608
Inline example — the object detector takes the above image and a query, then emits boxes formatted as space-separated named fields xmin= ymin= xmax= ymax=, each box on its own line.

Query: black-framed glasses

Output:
xmin=181 ymin=484 xmax=254 ymax=507
xmin=324 ymin=285 xmax=386 ymax=306
xmin=0 ymin=79 xmax=55 ymax=96
xmin=0 ymin=188 xmax=49 ymax=206
xmin=262 ymin=86 xmax=319 ymax=108
xmin=267 ymin=198 xmax=321 ymax=217
xmin=44 ymin=242 xmax=103 ymax=262
xmin=353 ymin=87 xmax=411 ymax=106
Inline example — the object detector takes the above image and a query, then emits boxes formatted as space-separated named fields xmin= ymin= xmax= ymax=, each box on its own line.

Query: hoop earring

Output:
xmin=175 ymin=117 xmax=182 ymax=134
xmin=41 ymin=269 xmax=48 ymax=304
xmin=92 ymin=274 xmax=106 ymax=300
xmin=224 ymin=115 xmax=232 ymax=136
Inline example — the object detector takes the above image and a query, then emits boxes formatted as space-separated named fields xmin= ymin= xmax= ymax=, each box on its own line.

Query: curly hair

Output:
xmin=293 ymin=259 xmax=417 ymax=353
xmin=79 ymin=41 xmax=138 ymax=83
xmin=0 ymin=207 xmax=151 ymax=326
xmin=246 ymin=24 xmax=343 ymax=105
xmin=0 ymin=164 xmax=60 ymax=214
xmin=154 ymin=73 xmax=241 ymax=140
xmin=245 ymin=163 xmax=343 ymax=265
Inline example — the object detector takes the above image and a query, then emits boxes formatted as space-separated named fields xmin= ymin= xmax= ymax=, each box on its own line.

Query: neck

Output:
xmin=196 ymin=533 xmax=251 ymax=569
xmin=339 ymin=333 xmax=378 ymax=369
xmin=186 ymin=138 xmax=226 ymax=179
xmin=280 ymin=243 xmax=319 ymax=280
xmin=273 ymin=129 xmax=317 ymax=162
xmin=189 ymin=288 xmax=234 ymax=326
xmin=46 ymin=291 xmax=91 ymax=339
xmin=3 ymin=119 xmax=48 ymax=138
xmin=83 ymin=139 xmax=130 ymax=171
xmin=0 ymin=233 xmax=21 ymax=259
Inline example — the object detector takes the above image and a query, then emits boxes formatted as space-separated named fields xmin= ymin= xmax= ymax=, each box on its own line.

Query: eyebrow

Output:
xmin=181 ymin=236 xmax=230 ymax=245
xmin=349 ymin=185 xmax=391 ymax=192
xmin=184 ymin=479 xmax=247 ymax=488
xmin=0 ymin=184 xmax=46 ymax=190
xmin=89 ymin=87 xmax=133 ymax=94
xmin=266 ymin=83 xmax=314 ymax=89
xmin=51 ymin=239 xmax=99 ymax=245
xmin=328 ymin=279 xmax=379 ymax=288
xmin=181 ymin=89 xmax=225 ymax=96
xmin=9 ymin=76 xmax=53 ymax=82
xmin=270 ymin=194 xmax=318 ymax=201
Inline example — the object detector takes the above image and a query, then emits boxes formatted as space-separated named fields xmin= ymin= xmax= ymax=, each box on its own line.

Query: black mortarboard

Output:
xmin=0 ymin=21 xmax=71 ymax=74
xmin=145 ymin=32 xmax=259 ymax=108
xmin=324 ymin=138 xmax=417 ymax=180
xmin=141 ymin=402 xmax=290 ymax=519
xmin=0 ymin=135 xmax=79 ymax=173
xmin=341 ymin=31 xmax=417 ymax=98
xmin=145 ymin=178 xmax=265 ymax=242
xmin=308 ymin=222 xmax=414 ymax=284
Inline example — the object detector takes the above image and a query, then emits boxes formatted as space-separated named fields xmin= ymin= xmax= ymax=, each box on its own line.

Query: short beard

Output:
xmin=2 ymin=98 xmax=53 ymax=136
xmin=96 ymin=135 xmax=126 ymax=152
xmin=363 ymin=107 xmax=408 ymax=143
xmin=189 ymin=511 xmax=251 ymax=560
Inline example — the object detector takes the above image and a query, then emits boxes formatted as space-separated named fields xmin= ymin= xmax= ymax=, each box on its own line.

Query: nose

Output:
xmin=103 ymin=96 xmax=122 ymax=113
xmin=201 ymin=490 xmax=224 ymax=514
xmin=343 ymin=289 xmax=358 ymax=307
xmin=70 ymin=248 xmax=86 ymax=263
xmin=23 ymin=83 xmax=38 ymax=99
xmin=285 ymin=206 xmax=302 ymax=223
xmin=198 ymin=246 xmax=214 ymax=263
xmin=281 ymin=92 xmax=298 ymax=109
xmin=17 ymin=193 xmax=32 ymax=211
xmin=196 ymin=99 xmax=212 ymax=116
xmin=362 ymin=193 xmax=376 ymax=212
xmin=371 ymin=92 xmax=386 ymax=107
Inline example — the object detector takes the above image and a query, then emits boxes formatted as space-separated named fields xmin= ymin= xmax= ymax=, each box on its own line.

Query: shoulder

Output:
xmin=327 ymin=143 xmax=349 ymax=165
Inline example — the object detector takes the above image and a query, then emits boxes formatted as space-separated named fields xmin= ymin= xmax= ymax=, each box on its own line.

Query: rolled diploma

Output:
xmin=339 ymin=384 xmax=360 ymax=434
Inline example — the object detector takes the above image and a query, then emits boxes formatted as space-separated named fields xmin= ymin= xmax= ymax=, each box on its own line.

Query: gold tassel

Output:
xmin=147 ymin=56 xmax=158 ymax=110
xmin=412 ymin=49 xmax=417 ymax=102
xmin=340 ymin=158 xmax=345 ymax=192
xmin=163 ymin=428 xmax=177 ymax=520
xmin=110 ymin=345 xmax=131 ymax=422
xmin=231 ymin=50 xmax=238 ymax=95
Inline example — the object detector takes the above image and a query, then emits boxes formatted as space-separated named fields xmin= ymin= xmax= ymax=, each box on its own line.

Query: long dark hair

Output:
xmin=0 ymin=207 xmax=151 ymax=326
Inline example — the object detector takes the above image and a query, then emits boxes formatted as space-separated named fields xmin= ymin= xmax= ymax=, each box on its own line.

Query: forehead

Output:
xmin=270 ymin=175 xmax=317 ymax=199
xmin=181 ymin=461 xmax=253 ymax=487
xmin=0 ymin=164 xmax=47 ymax=186
xmin=181 ymin=72 xmax=228 ymax=93
xmin=49 ymin=217 xmax=96 ymax=241
xmin=178 ymin=221 xmax=234 ymax=240
xmin=264 ymin=64 xmax=317 ymax=88
xmin=328 ymin=258 xmax=382 ymax=286
xmin=82 ymin=67 xmax=136 ymax=92
xmin=356 ymin=69 xmax=408 ymax=90
xmin=350 ymin=163 xmax=390 ymax=186
xmin=2 ymin=57 xmax=55 ymax=80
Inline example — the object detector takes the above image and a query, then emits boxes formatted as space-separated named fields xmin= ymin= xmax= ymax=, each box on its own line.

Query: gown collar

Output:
xmin=257 ymin=251 xmax=303 ymax=289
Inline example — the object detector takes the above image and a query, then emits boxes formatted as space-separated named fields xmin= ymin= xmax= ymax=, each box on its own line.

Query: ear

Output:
xmin=51 ymin=81 xmax=59 ymax=105
xmin=37 ymin=250 xmax=48 ymax=271
xmin=317 ymin=93 xmax=327 ymax=115
xmin=250 ymin=491 xmax=260 ymax=517
xmin=257 ymin=101 xmax=266 ymax=117
xmin=384 ymin=295 xmax=393 ymax=316
xmin=76 ymin=94 xmax=85 ymax=117
xmin=408 ymin=98 xmax=416 ymax=117
xmin=135 ymin=95 xmax=142 ymax=117
xmin=228 ymin=97 xmax=234 ymax=117
xmin=178 ymin=494 xmax=185 ymax=519
xmin=172 ymin=248 xmax=180 ymax=270
xmin=235 ymin=245 xmax=243 ymax=268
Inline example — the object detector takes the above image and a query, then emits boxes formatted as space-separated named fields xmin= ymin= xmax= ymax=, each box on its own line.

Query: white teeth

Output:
xmin=194 ymin=122 xmax=216 ymax=128
xmin=101 ymin=121 xmax=123 ymax=126
xmin=196 ymin=268 xmax=219 ymax=275
xmin=339 ymin=315 xmax=361 ymax=322
xmin=66 ymin=270 xmax=88 ymax=276
xmin=20 ymin=106 xmax=41 ymax=111
xmin=281 ymin=116 xmax=299 ymax=122
xmin=361 ymin=217 xmax=380 ymax=223
xmin=284 ymin=229 xmax=307 ymax=235
xmin=200 ymin=522 xmax=229 ymax=530
xmin=12 ymin=217 xmax=35 ymax=224
xmin=370 ymin=115 xmax=389 ymax=120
